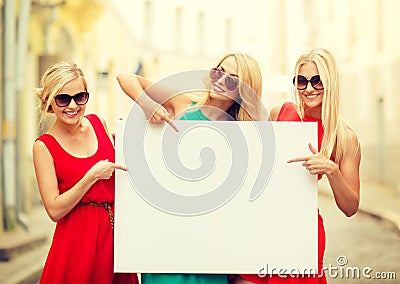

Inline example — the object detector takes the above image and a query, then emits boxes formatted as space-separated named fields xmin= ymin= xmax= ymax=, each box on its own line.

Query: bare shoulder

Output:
xmin=32 ymin=139 xmax=52 ymax=163
xmin=33 ymin=139 xmax=47 ymax=153
xmin=167 ymin=92 xmax=193 ymax=114
xmin=344 ymin=124 xmax=361 ymax=158
xmin=269 ymin=104 xmax=283 ymax=121
xmin=97 ymin=116 xmax=112 ymax=137
xmin=99 ymin=116 xmax=107 ymax=128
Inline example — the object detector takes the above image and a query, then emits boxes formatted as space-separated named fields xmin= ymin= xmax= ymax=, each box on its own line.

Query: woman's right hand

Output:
xmin=117 ymin=73 xmax=179 ymax=131
xmin=142 ymin=101 xmax=179 ymax=132
xmin=87 ymin=159 xmax=127 ymax=181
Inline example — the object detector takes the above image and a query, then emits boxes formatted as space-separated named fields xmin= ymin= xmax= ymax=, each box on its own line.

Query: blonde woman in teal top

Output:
xmin=117 ymin=53 xmax=265 ymax=284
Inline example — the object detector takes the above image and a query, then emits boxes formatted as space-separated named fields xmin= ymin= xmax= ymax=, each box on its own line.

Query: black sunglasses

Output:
xmin=54 ymin=91 xmax=89 ymax=107
xmin=293 ymin=75 xmax=324 ymax=90
xmin=209 ymin=68 xmax=239 ymax=91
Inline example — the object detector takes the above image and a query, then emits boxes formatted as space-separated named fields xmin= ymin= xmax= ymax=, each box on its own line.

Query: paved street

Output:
xmin=319 ymin=194 xmax=400 ymax=283
xmin=2 ymin=193 xmax=399 ymax=284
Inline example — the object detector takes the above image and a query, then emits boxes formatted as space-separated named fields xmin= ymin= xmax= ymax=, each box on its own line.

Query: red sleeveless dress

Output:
xmin=37 ymin=114 xmax=138 ymax=284
xmin=240 ymin=103 xmax=327 ymax=284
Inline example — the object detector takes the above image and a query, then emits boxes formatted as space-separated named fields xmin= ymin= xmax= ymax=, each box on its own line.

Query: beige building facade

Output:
xmin=0 ymin=0 xmax=141 ymax=232
xmin=113 ymin=0 xmax=400 ymax=187
xmin=1 ymin=0 xmax=399 ymax=232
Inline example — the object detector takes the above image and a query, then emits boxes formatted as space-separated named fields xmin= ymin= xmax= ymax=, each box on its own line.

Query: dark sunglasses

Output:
xmin=293 ymin=75 xmax=324 ymax=90
xmin=209 ymin=68 xmax=239 ymax=91
xmin=54 ymin=91 xmax=89 ymax=107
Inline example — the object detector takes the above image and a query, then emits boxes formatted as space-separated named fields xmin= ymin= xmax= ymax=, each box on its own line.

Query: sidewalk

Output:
xmin=0 ymin=180 xmax=399 ymax=283
xmin=319 ymin=177 xmax=400 ymax=235
xmin=0 ymin=206 xmax=55 ymax=284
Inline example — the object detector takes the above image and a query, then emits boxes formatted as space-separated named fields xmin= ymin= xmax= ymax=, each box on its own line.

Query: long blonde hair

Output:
xmin=200 ymin=53 xmax=264 ymax=121
xmin=293 ymin=48 xmax=353 ymax=162
xmin=36 ymin=62 xmax=87 ymax=126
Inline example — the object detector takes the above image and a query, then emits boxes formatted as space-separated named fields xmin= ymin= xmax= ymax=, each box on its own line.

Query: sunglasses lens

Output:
xmin=293 ymin=75 xmax=308 ymax=90
xmin=209 ymin=68 xmax=223 ymax=80
xmin=55 ymin=94 xmax=72 ymax=107
xmin=310 ymin=75 xmax=323 ymax=90
xmin=226 ymin=76 xmax=238 ymax=91
xmin=74 ymin=92 xmax=89 ymax=105
xmin=54 ymin=92 xmax=89 ymax=107
xmin=293 ymin=75 xmax=323 ymax=90
xmin=210 ymin=68 xmax=238 ymax=91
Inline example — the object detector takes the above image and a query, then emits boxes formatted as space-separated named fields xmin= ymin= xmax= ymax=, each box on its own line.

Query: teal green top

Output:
xmin=179 ymin=103 xmax=211 ymax=121
xmin=141 ymin=103 xmax=229 ymax=284
xmin=142 ymin=273 xmax=229 ymax=284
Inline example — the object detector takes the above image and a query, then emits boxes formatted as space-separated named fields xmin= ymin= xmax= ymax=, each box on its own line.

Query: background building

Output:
xmin=0 ymin=0 xmax=142 ymax=232
xmin=112 ymin=0 xmax=400 ymax=188
xmin=1 ymin=0 xmax=399 ymax=234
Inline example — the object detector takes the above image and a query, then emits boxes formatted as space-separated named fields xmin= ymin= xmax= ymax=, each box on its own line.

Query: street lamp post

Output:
xmin=32 ymin=0 xmax=66 ymax=53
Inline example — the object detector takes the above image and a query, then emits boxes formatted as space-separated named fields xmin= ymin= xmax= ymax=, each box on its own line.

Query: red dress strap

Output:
xmin=85 ymin=114 xmax=111 ymax=145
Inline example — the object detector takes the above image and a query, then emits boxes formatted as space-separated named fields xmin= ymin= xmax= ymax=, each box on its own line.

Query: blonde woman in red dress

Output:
xmin=33 ymin=62 xmax=139 ymax=284
xmin=236 ymin=48 xmax=361 ymax=283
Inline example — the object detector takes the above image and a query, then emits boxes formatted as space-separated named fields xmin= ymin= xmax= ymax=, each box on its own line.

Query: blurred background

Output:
xmin=0 ymin=0 xmax=399 ymax=280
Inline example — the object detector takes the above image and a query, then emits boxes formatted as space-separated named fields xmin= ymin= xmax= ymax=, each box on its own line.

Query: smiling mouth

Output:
xmin=64 ymin=111 xmax=79 ymax=116
xmin=303 ymin=94 xmax=320 ymax=99
xmin=213 ymin=84 xmax=225 ymax=93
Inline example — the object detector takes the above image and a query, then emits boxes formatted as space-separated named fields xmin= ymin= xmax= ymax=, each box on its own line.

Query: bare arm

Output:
xmin=326 ymin=131 xmax=361 ymax=216
xmin=288 ymin=131 xmax=361 ymax=217
xmin=33 ymin=141 xmax=127 ymax=222
xmin=117 ymin=73 xmax=186 ymax=131
xmin=117 ymin=73 xmax=159 ymax=105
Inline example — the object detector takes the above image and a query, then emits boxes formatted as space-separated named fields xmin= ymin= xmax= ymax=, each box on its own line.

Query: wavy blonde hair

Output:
xmin=200 ymin=53 xmax=264 ymax=121
xmin=36 ymin=62 xmax=87 ymax=126
xmin=293 ymin=48 xmax=355 ymax=162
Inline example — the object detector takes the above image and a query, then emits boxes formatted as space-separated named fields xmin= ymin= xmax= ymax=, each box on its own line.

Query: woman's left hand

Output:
xmin=288 ymin=143 xmax=338 ymax=176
